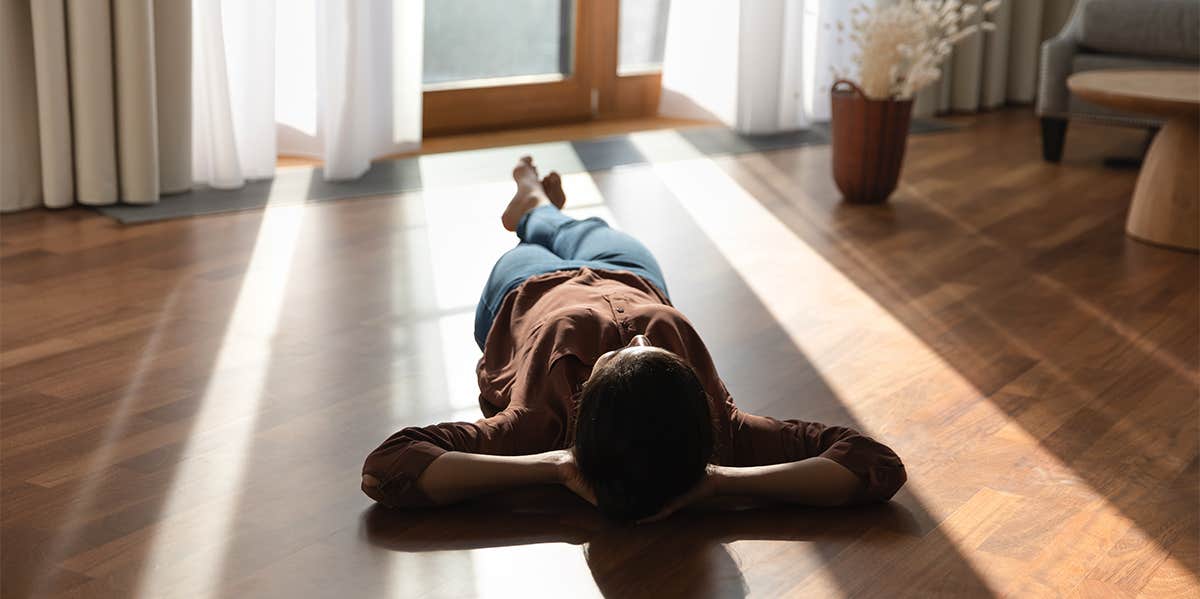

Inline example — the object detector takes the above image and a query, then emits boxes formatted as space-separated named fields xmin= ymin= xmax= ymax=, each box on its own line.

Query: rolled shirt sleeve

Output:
xmin=361 ymin=422 xmax=477 ymax=508
xmin=726 ymin=405 xmax=907 ymax=503
xmin=362 ymin=408 xmax=551 ymax=508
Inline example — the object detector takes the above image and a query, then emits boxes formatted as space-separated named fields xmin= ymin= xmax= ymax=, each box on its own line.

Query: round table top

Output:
xmin=1067 ymin=69 xmax=1200 ymax=117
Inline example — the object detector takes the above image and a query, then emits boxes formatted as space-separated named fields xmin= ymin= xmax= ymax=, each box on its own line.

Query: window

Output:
xmin=618 ymin=0 xmax=670 ymax=75
xmin=422 ymin=0 xmax=672 ymax=135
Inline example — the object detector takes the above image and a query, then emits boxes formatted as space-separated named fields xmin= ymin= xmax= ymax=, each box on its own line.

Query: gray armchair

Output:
xmin=1036 ymin=0 xmax=1200 ymax=162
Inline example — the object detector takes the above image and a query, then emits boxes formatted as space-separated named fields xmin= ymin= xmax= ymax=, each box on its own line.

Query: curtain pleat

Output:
xmin=938 ymin=60 xmax=953 ymax=111
xmin=155 ymin=0 xmax=192 ymax=195
xmin=660 ymin=0 xmax=1077 ymax=130
xmin=191 ymin=0 xmax=245 ymax=189
xmin=318 ymin=0 xmax=372 ymax=180
xmin=114 ymin=0 xmax=160 ymax=204
xmin=9 ymin=0 xmax=426 ymax=207
xmin=29 ymin=0 xmax=73 ymax=208
xmin=980 ymin=0 xmax=1012 ymax=109
xmin=0 ymin=0 xmax=44 ymax=212
xmin=314 ymin=0 xmax=422 ymax=180
xmin=1007 ymin=0 xmax=1044 ymax=103
xmin=66 ymin=0 xmax=119 ymax=205
xmin=950 ymin=1 xmax=985 ymax=112
xmin=658 ymin=0 xmax=741 ymax=127
xmin=2 ymin=0 xmax=191 ymax=211
xmin=188 ymin=0 xmax=422 ymax=187
xmin=659 ymin=0 xmax=830 ymax=133
xmin=915 ymin=0 xmax=1078 ymax=117
xmin=221 ymin=0 xmax=277 ymax=180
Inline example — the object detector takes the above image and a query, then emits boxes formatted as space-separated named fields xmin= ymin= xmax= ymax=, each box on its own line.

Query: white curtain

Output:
xmin=1 ymin=0 xmax=192 ymax=211
xmin=316 ymin=0 xmax=423 ymax=180
xmin=659 ymin=0 xmax=1079 ymax=127
xmin=192 ymin=0 xmax=275 ymax=189
xmin=913 ymin=0 xmax=1077 ymax=116
xmin=658 ymin=0 xmax=859 ymax=134
xmin=192 ymin=0 xmax=422 ymax=187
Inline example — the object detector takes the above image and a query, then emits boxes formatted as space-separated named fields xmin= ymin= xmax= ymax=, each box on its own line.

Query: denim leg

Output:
xmin=516 ymin=205 xmax=669 ymax=297
xmin=474 ymin=242 xmax=576 ymax=350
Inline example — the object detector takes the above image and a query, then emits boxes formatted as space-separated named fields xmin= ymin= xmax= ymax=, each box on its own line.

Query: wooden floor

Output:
xmin=276 ymin=115 xmax=714 ymax=169
xmin=2 ymin=109 xmax=1197 ymax=598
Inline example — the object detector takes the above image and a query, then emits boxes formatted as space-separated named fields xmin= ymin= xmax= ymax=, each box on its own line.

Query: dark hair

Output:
xmin=573 ymin=349 xmax=714 ymax=521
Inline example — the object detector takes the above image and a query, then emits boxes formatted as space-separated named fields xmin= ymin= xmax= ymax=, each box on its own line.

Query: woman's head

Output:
xmin=573 ymin=335 xmax=714 ymax=521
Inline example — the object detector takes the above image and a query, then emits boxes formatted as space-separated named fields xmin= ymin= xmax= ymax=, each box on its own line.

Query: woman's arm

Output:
xmin=638 ymin=404 xmax=908 ymax=522
xmin=639 ymin=457 xmax=864 ymax=522
xmin=418 ymin=450 xmax=595 ymax=505
xmin=362 ymin=410 xmax=545 ymax=508
xmin=414 ymin=451 xmax=560 ymax=504
xmin=364 ymin=359 xmax=589 ymax=508
xmin=712 ymin=456 xmax=863 ymax=506
xmin=363 ymin=449 xmax=596 ymax=507
xmin=725 ymin=406 xmax=907 ymax=504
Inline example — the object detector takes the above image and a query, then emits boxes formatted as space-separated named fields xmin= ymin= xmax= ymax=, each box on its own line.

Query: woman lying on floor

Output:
xmin=361 ymin=157 xmax=906 ymax=522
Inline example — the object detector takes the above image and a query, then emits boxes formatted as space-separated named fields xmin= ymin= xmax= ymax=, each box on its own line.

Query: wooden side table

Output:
xmin=1068 ymin=69 xmax=1200 ymax=252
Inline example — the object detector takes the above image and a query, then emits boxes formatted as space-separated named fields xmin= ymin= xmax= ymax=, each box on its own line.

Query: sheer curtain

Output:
xmin=192 ymin=0 xmax=274 ymax=189
xmin=192 ymin=0 xmax=422 ymax=188
xmin=316 ymin=0 xmax=423 ymax=180
xmin=659 ymin=1 xmax=1077 ymax=128
xmin=659 ymin=0 xmax=859 ymax=134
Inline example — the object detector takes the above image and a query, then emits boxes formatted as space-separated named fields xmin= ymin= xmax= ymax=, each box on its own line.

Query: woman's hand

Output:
xmin=547 ymin=449 xmax=598 ymax=507
xmin=638 ymin=464 xmax=724 ymax=523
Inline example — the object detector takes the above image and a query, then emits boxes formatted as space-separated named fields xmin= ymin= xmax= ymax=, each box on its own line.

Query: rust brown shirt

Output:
xmin=363 ymin=267 xmax=906 ymax=507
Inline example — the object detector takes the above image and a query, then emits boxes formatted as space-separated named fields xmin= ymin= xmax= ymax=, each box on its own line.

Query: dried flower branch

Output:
xmin=836 ymin=0 xmax=1002 ymax=100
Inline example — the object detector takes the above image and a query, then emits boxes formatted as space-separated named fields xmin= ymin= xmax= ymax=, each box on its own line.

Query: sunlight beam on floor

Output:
xmin=404 ymin=155 xmax=615 ymax=596
xmin=134 ymin=201 xmax=307 ymax=599
xmin=626 ymin=130 xmax=1188 ymax=594
xmin=898 ymin=179 xmax=1198 ymax=383
xmin=405 ymin=161 xmax=613 ymax=423
xmin=24 ymin=285 xmax=184 ymax=598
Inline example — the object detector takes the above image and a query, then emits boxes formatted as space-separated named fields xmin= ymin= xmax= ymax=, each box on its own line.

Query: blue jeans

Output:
xmin=473 ymin=206 xmax=669 ymax=350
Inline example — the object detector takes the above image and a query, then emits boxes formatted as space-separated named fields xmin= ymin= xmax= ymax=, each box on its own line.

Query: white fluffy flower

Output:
xmin=836 ymin=0 xmax=1002 ymax=100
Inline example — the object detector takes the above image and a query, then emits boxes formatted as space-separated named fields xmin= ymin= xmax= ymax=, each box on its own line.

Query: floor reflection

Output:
xmin=362 ymin=493 xmax=929 ymax=598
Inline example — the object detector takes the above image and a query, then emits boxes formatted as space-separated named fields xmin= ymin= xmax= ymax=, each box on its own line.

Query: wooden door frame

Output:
xmin=590 ymin=0 xmax=663 ymax=120
xmin=422 ymin=0 xmax=663 ymax=136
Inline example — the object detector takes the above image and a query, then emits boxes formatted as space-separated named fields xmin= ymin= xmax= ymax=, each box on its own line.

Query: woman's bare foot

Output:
xmin=542 ymin=171 xmax=566 ymax=209
xmin=502 ymin=156 xmax=554 ymax=231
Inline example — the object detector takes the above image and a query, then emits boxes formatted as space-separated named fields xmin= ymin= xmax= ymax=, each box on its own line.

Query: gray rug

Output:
xmin=97 ymin=119 xmax=959 ymax=224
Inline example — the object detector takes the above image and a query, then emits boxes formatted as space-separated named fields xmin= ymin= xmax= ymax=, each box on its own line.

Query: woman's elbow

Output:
xmin=362 ymin=474 xmax=387 ymax=504
xmin=858 ymin=463 xmax=907 ymax=505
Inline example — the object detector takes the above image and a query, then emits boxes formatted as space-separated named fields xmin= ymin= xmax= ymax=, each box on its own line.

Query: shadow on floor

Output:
xmin=361 ymin=492 xmax=971 ymax=598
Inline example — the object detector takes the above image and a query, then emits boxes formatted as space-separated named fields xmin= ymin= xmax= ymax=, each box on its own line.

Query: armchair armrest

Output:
xmin=1036 ymin=0 xmax=1088 ymax=118
xmin=1037 ymin=35 xmax=1079 ymax=117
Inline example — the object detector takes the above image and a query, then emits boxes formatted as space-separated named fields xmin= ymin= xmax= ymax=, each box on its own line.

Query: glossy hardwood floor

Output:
xmin=2 ymin=109 xmax=1196 ymax=598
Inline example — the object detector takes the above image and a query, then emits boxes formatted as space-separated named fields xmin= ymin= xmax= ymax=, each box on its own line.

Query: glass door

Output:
xmin=421 ymin=0 xmax=672 ymax=135
xmin=422 ymin=0 xmax=593 ymax=135
xmin=617 ymin=0 xmax=669 ymax=75
xmin=594 ymin=0 xmax=670 ymax=118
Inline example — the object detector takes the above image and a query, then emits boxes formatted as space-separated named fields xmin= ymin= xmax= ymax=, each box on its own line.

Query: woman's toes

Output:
xmin=543 ymin=171 xmax=566 ymax=208
xmin=513 ymin=156 xmax=539 ymax=182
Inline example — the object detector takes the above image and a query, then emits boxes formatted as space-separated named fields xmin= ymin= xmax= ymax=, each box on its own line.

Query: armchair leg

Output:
xmin=1041 ymin=117 xmax=1068 ymax=163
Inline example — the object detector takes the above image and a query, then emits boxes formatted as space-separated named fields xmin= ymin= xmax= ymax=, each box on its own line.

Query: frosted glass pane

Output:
xmin=619 ymin=0 xmax=670 ymax=73
xmin=424 ymin=0 xmax=573 ymax=85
